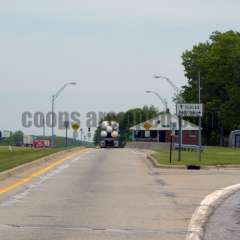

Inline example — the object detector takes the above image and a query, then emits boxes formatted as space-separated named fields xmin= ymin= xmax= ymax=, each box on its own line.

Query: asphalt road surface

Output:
xmin=0 ymin=148 xmax=184 ymax=240
xmin=1 ymin=148 xmax=240 ymax=240
xmin=204 ymin=191 xmax=240 ymax=240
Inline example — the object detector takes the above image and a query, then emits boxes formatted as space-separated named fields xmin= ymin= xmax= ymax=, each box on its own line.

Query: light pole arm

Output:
xmin=152 ymin=91 xmax=168 ymax=110
xmin=155 ymin=75 xmax=179 ymax=93
xmin=154 ymin=75 xmax=183 ymax=103
xmin=146 ymin=91 xmax=168 ymax=111
xmin=53 ymin=84 xmax=68 ymax=100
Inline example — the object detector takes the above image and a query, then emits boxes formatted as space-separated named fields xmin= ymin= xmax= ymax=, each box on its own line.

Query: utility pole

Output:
xmin=178 ymin=115 xmax=182 ymax=161
xmin=43 ymin=117 xmax=46 ymax=137
xmin=198 ymin=71 xmax=202 ymax=161
xmin=65 ymin=121 xmax=69 ymax=147
xmin=51 ymin=82 xmax=77 ymax=148
xmin=51 ymin=95 xmax=55 ymax=147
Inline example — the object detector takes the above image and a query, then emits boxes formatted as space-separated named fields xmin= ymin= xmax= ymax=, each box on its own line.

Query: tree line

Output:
xmin=181 ymin=31 xmax=240 ymax=145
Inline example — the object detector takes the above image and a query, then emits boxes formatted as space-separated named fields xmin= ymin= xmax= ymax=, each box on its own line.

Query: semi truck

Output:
xmin=100 ymin=121 xmax=119 ymax=148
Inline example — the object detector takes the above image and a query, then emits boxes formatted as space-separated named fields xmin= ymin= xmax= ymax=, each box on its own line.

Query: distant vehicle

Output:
xmin=24 ymin=136 xmax=50 ymax=148
xmin=23 ymin=135 xmax=34 ymax=147
xmin=43 ymin=140 xmax=50 ymax=148
xmin=33 ymin=140 xmax=45 ymax=148
xmin=2 ymin=130 xmax=12 ymax=138
xmin=33 ymin=140 xmax=50 ymax=148
xmin=100 ymin=121 xmax=119 ymax=148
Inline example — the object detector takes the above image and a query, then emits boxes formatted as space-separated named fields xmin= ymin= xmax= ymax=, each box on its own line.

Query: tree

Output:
xmin=8 ymin=131 xmax=24 ymax=146
xmin=181 ymin=31 xmax=240 ymax=145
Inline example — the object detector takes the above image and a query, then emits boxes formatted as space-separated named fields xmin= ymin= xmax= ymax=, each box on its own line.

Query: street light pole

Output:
xmin=51 ymin=95 xmax=55 ymax=147
xmin=154 ymin=75 xmax=183 ymax=161
xmin=145 ymin=90 xmax=169 ymax=112
xmin=198 ymin=71 xmax=202 ymax=161
xmin=51 ymin=82 xmax=77 ymax=148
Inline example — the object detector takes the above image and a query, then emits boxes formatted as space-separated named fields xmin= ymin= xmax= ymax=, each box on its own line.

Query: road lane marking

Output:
xmin=0 ymin=148 xmax=90 ymax=196
xmin=0 ymin=164 xmax=70 ymax=207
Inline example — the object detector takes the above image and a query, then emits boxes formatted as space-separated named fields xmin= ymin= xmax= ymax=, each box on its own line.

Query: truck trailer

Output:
xmin=100 ymin=121 xmax=119 ymax=148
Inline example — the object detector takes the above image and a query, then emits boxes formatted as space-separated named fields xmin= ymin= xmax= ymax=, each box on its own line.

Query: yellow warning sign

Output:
xmin=143 ymin=122 xmax=152 ymax=130
xmin=71 ymin=123 xmax=80 ymax=131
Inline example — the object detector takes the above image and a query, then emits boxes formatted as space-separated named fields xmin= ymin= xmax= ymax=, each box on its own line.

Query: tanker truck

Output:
xmin=100 ymin=121 xmax=119 ymax=148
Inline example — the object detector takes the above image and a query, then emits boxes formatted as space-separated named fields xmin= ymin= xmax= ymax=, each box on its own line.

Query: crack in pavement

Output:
xmin=0 ymin=223 xmax=187 ymax=235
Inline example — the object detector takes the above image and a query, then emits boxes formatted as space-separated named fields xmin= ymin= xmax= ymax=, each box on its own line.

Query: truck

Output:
xmin=100 ymin=121 xmax=119 ymax=148
xmin=23 ymin=135 xmax=34 ymax=147
xmin=24 ymin=135 xmax=50 ymax=148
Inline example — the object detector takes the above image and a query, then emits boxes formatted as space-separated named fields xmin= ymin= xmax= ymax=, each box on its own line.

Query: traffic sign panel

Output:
xmin=177 ymin=104 xmax=203 ymax=117
xmin=143 ymin=122 xmax=152 ymax=130
xmin=72 ymin=122 xmax=80 ymax=131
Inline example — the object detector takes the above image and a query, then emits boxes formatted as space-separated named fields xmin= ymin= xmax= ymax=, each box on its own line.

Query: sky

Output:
xmin=0 ymin=0 xmax=240 ymax=138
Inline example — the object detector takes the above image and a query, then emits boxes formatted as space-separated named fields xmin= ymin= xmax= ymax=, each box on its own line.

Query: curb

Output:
xmin=148 ymin=155 xmax=240 ymax=170
xmin=0 ymin=147 xmax=84 ymax=182
xmin=186 ymin=183 xmax=240 ymax=240
xmin=147 ymin=155 xmax=186 ymax=169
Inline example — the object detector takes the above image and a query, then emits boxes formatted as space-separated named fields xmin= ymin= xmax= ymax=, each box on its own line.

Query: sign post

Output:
xmin=169 ymin=123 xmax=176 ymax=164
xmin=198 ymin=71 xmax=202 ymax=161
xmin=177 ymin=102 xmax=203 ymax=162
xmin=178 ymin=116 xmax=182 ymax=161
xmin=64 ymin=121 xmax=70 ymax=147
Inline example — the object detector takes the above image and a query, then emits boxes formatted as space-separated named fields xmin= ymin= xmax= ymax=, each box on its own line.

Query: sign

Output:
xmin=170 ymin=122 xmax=177 ymax=136
xmin=73 ymin=131 xmax=79 ymax=139
xmin=143 ymin=122 xmax=152 ymax=130
xmin=71 ymin=122 xmax=80 ymax=131
xmin=177 ymin=104 xmax=203 ymax=117
xmin=145 ymin=130 xmax=150 ymax=138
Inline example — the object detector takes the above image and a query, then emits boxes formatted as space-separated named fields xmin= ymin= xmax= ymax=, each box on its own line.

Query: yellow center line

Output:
xmin=0 ymin=148 xmax=91 ymax=195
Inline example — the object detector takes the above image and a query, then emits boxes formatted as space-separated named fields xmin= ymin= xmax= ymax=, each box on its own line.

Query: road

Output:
xmin=204 ymin=190 xmax=240 ymax=240
xmin=0 ymin=148 xmax=240 ymax=240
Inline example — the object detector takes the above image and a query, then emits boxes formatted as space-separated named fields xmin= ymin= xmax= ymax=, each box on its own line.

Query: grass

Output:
xmin=152 ymin=147 xmax=240 ymax=166
xmin=0 ymin=146 xmax=70 ymax=173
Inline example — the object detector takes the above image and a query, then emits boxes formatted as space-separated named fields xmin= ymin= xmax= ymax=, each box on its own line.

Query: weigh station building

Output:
xmin=129 ymin=112 xmax=199 ymax=145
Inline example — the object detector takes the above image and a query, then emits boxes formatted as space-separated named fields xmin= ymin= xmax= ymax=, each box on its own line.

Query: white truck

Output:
xmin=23 ymin=135 xmax=34 ymax=147
xmin=100 ymin=121 xmax=119 ymax=148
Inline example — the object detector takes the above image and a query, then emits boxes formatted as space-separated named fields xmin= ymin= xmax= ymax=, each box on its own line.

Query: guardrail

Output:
xmin=174 ymin=144 xmax=206 ymax=152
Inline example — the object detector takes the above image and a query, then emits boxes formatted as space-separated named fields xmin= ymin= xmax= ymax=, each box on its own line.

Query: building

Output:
xmin=229 ymin=130 xmax=240 ymax=148
xmin=129 ymin=112 xmax=199 ymax=145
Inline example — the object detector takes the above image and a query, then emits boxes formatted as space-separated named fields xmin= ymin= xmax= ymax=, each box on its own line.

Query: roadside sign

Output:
xmin=73 ymin=130 xmax=79 ymax=139
xmin=177 ymin=104 xmax=203 ymax=117
xmin=145 ymin=130 xmax=150 ymax=138
xmin=71 ymin=122 xmax=80 ymax=131
xmin=143 ymin=122 xmax=152 ymax=130
xmin=170 ymin=122 xmax=177 ymax=136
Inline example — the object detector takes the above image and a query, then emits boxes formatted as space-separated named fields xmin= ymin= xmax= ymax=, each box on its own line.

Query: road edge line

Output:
xmin=0 ymin=148 xmax=90 ymax=195
xmin=186 ymin=183 xmax=240 ymax=240
xmin=0 ymin=147 xmax=85 ymax=182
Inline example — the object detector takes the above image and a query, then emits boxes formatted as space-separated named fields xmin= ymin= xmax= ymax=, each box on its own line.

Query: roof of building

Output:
xmin=129 ymin=112 xmax=199 ymax=131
